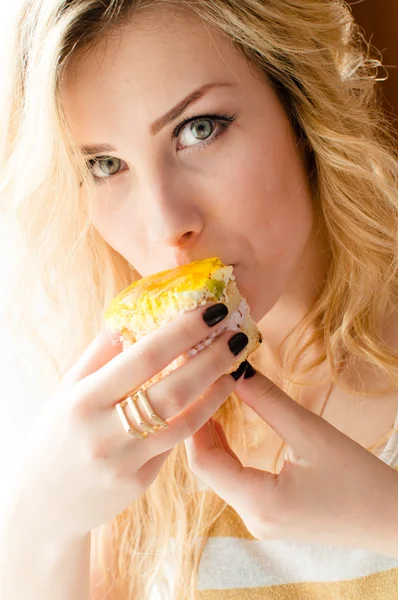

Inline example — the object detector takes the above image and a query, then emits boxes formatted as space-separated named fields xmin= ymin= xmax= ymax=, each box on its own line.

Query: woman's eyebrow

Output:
xmin=150 ymin=81 xmax=234 ymax=135
xmin=81 ymin=81 xmax=235 ymax=155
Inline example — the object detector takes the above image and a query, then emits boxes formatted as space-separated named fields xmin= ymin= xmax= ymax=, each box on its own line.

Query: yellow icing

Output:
xmin=104 ymin=257 xmax=229 ymax=325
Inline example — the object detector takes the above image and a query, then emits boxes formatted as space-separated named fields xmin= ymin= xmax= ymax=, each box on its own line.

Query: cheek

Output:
xmin=217 ymin=131 xmax=314 ymax=318
xmin=92 ymin=204 xmax=123 ymax=249
xmin=93 ymin=199 xmax=158 ymax=277
xmin=213 ymin=132 xmax=314 ymax=246
xmin=91 ymin=195 xmax=142 ymax=261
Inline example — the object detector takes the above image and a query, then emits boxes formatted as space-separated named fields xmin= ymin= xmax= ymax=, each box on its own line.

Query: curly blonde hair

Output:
xmin=1 ymin=0 xmax=398 ymax=597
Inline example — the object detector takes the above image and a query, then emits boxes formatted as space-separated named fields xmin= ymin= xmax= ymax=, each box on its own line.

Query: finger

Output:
xmin=83 ymin=328 xmax=245 ymax=468
xmin=185 ymin=419 xmax=243 ymax=473
xmin=184 ymin=420 xmax=247 ymax=502
xmin=211 ymin=419 xmax=242 ymax=462
xmin=118 ymin=373 xmax=238 ymax=468
xmin=81 ymin=302 xmax=229 ymax=408
xmin=236 ymin=372 xmax=337 ymax=464
xmin=135 ymin=330 xmax=247 ymax=420
xmin=186 ymin=420 xmax=278 ymax=510
xmin=109 ymin=331 xmax=247 ymax=459
xmin=61 ymin=329 xmax=123 ymax=388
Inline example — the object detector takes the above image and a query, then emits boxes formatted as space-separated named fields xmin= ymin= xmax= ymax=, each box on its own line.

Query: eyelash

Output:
xmin=172 ymin=112 xmax=238 ymax=142
xmin=87 ymin=112 xmax=238 ymax=185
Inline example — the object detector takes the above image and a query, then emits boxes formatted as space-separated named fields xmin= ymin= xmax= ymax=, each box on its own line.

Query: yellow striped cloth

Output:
xmin=196 ymin=499 xmax=398 ymax=600
xmin=150 ymin=426 xmax=398 ymax=600
xmin=193 ymin=431 xmax=398 ymax=600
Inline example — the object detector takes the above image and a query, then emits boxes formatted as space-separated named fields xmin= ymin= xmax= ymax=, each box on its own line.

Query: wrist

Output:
xmin=1 ymin=488 xmax=89 ymax=557
xmin=0 ymin=509 xmax=91 ymax=600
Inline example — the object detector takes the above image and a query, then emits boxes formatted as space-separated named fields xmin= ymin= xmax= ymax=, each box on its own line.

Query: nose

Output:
xmin=144 ymin=176 xmax=204 ymax=249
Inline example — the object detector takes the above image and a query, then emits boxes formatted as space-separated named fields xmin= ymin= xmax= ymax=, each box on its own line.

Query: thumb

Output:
xmin=236 ymin=370 xmax=335 ymax=466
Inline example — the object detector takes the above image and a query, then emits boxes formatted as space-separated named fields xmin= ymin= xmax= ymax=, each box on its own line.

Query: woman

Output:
xmin=1 ymin=0 xmax=398 ymax=598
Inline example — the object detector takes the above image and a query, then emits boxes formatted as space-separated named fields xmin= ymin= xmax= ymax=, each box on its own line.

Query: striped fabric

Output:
xmin=150 ymin=413 xmax=398 ymax=600
xmin=195 ymin=415 xmax=398 ymax=599
xmin=196 ymin=502 xmax=398 ymax=599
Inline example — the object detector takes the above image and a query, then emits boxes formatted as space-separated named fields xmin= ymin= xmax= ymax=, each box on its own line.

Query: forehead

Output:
xmin=60 ymin=7 xmax=256 ymax=135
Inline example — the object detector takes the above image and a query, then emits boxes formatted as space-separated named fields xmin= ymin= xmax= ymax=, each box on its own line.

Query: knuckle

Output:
xmin=187 ymin=448 xmax=212 ymax=473
xmin=218 ymin=375 xmax=236 ymax=396
xmin=180 ymin=319 xmax=198 ymax=348
xmin=68 ymin=386 xmax=95 ymax=422
xmin=88 ymin=438 xmax=111 ymax=462
xmin=205 ymin=376 xmax=234 ymax=408
xmin=134 ymin=343 xmax=156 ymax=371
xmin=174 ymin=416 xmax=193 ymax=441
xmin=168 ymin=382 xmax=188 ymax=413
xmin=210 ymin=347 xmax=230 ymax=375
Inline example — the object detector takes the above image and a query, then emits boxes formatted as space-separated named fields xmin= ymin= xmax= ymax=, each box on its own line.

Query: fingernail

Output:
xmin=230 ymin=360 xmax=249 ymax=381
xmin=244 ymin=362 xmax=257 ymax=379
xmin=203 ymin=303 xmax=229 ymax=327
xmin=228 ymin=332 xmax=249 ymax=356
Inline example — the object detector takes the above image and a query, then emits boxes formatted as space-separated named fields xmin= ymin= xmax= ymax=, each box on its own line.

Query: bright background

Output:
xmin=0 ymin=2 xmax=38 ymax=508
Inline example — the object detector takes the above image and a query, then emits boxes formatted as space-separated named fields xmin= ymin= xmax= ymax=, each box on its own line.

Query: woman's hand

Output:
xmin=4 ymin=303 xmax=249 ymax=545
xmin=184 ymin=368 xmax=398 ymax=558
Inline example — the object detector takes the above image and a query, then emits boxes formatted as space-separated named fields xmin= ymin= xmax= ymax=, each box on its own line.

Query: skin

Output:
xmin=61 ymin=6 xmax=331 ymax=382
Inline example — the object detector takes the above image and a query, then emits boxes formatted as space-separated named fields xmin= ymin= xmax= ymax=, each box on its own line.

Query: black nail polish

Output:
xmin=228 ymin=332 xmax=249 ymax=356
xmin=244 ymin=362 xmax=257 ymax=379
xmin=203 ymin=303 xmax=228 ymax=327
xmin=231 ymin=360 xmax=249 ymax=381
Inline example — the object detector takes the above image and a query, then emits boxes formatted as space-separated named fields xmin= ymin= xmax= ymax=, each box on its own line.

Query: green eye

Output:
xmin=189 ymin=119 xmax=213 ymax=140
xmin=89 ymin=157 xmax=122 ymax=177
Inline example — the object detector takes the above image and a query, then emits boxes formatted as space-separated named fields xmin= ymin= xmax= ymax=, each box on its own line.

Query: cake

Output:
xmin=104 ymin=257 xmax=262 ymax=389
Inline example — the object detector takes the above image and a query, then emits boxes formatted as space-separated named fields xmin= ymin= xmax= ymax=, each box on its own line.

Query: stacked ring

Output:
xmin=115 ymin=388 xmax=169 ymax=440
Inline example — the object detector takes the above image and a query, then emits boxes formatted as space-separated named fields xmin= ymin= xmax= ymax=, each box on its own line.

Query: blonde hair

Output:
xmin=1 ymin=0 xmax=398 ymax=597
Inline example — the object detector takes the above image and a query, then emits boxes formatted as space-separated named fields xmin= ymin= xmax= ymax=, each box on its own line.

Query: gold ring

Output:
xmin=115 ymin=388 xmax=169 ymax=440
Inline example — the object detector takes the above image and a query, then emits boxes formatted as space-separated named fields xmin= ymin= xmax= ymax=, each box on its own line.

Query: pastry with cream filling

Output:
xmin=105 ymin=257 xmax=262 ymax=390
